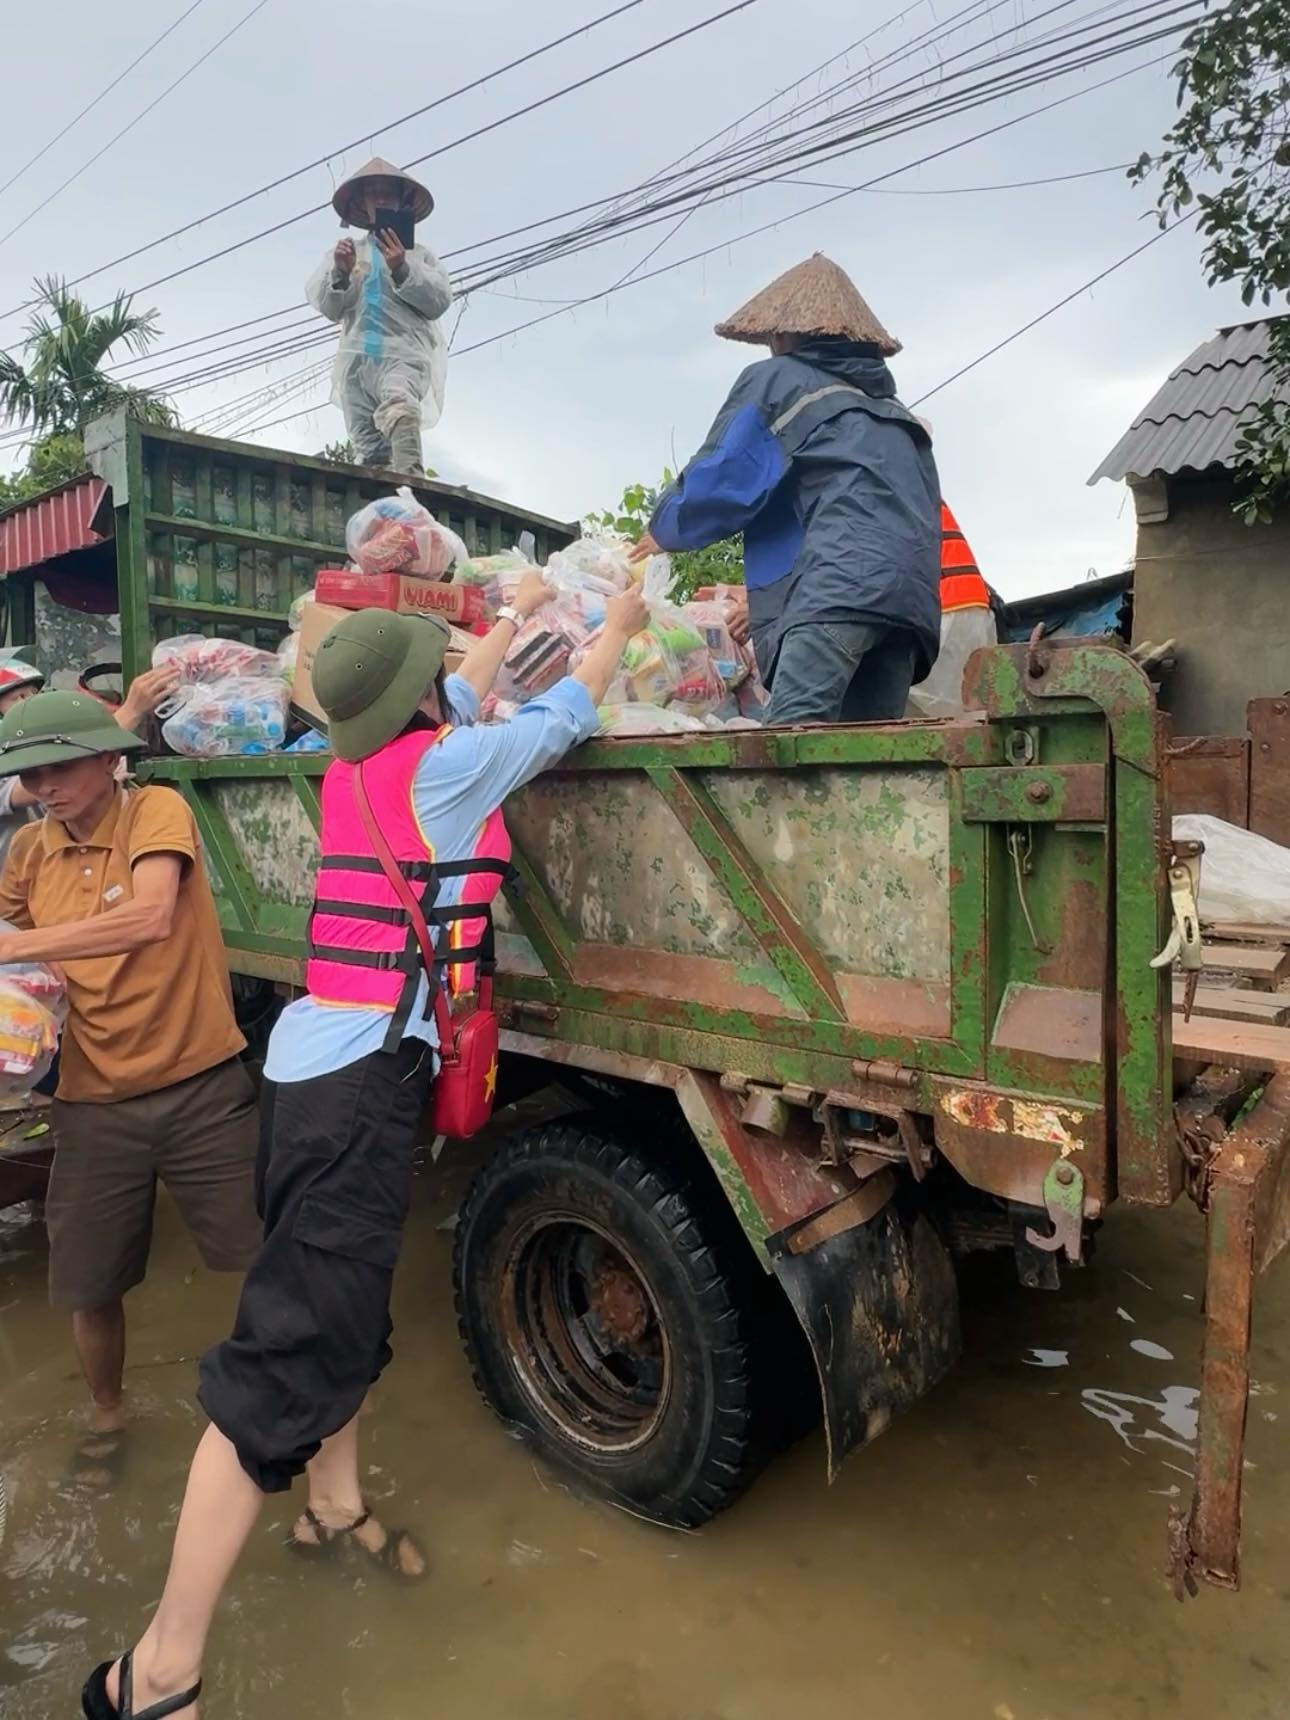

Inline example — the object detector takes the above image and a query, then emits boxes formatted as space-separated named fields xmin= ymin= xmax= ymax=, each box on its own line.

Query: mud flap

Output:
xmin=770 ymin=1199 xmax=961 ymax=1478
xmin=1173 ymin=1074 xmax=1290 ymax=1596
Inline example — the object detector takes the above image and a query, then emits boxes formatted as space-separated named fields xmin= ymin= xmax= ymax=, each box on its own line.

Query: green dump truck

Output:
xmin=7 ymin=411 xmax=1288 ymax=1597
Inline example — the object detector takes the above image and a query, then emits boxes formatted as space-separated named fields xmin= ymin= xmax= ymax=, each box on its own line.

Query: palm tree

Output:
xmin=0 ymin=275 xmax=176 ymax=439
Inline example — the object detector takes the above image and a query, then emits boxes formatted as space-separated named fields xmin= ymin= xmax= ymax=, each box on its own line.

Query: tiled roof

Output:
xmin=1089 ymin=316 xmax=1289 ymax=485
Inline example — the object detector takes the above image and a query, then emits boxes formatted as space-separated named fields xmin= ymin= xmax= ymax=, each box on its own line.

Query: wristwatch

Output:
xmin=496 ymin=604 xmax=524 ymax=627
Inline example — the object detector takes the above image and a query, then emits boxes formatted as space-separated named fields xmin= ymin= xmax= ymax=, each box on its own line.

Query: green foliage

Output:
xmin=317 ymin=437 xmax=439 ymax=481
xmin=0 ymin=433 xmax=88 ymax=509
xmin=0 ymin=276 xmax=175 ymax=440
xmin=586 ymin=471 xmax=744 ymax=603
xmin=1132 ymin=1 xmax=1290 ymax=523
xmin=317 ymin=438 xmax=356 ymax=465
xmin=0 ymin=276 xmax=176 ymax=512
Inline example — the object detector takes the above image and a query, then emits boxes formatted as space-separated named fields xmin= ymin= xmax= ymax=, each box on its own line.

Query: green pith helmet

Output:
xmin=314 ymin=609 xmax=450 ymax=762
xmin=0 ymin=689 xmax=141 ymax=778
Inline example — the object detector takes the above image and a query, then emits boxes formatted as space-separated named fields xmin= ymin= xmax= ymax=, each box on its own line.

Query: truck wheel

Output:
xmin=452 ymin=1119 xmax=769 ymax=1527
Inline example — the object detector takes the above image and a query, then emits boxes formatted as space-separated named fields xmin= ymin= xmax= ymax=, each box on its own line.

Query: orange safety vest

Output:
xmin=939 ymin=502 xmax=990 ymax=612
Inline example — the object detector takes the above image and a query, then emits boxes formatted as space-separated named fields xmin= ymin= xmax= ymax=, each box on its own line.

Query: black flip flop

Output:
xmin=68 ymin=1428 xmax=126 ymax=1493
xmin=81 ymin=1651 xmax=201 ymax=1719
xmin=288 ymin=1504 xmax=428 ymax=1582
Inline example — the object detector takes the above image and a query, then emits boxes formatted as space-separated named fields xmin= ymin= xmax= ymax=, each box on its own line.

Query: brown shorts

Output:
xmin=47 ymin=1057 xmax=261 ymax=1310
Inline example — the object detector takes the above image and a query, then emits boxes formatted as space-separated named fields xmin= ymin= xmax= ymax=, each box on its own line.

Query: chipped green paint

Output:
xmin=968 ymin=642 xmax=1174 ymax=1203
xmin=109 ymin=449 xmax=1174 ymax=1222
xmin=674 ymin=1076 xmax=773 ymax=1258
xmin=215 ymin=780 xmax=319 ymax=907
xmin=647 ymin=765 xmax=846 ymax=1022
xmin=703 ymin=766 xmax=950 ymax=983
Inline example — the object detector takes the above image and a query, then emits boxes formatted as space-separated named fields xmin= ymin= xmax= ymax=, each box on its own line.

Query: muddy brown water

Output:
xmin=3 ymin=1115 xmax=1290 ymax=1720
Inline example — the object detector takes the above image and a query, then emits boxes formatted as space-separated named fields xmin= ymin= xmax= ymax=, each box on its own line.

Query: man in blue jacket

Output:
xmin=633 ymin=254 xmax=941 ymax=725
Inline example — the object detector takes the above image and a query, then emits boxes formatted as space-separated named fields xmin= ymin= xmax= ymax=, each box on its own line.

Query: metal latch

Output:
xmin=1150 ymin=839 xmax=1204 ymax=1020
xmin=1007 ymin=828 xmax=1049 ymax=954
xmin=1024 ymin=1157 xmax=1085 ymax=1262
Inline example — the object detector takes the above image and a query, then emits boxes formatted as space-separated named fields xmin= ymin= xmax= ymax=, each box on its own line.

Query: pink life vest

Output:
xmin=305 ymin=726 xmax=512 ymax=1048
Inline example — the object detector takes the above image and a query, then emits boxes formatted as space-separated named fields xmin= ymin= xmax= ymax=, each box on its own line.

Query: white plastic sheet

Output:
xmin=1173 ymin=815 xmax=1290 ymax=926
xmin=0 ymin=920 xmax=64 ymax=1096
xmin=306 ymin=238 xmax=451 ymax=431
xmin=907 ymin=606 xmax=997 ymax=719
xmin=345 ymin=487 xmax=467 ymax=577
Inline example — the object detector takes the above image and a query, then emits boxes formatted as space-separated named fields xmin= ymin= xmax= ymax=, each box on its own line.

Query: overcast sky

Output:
xmin=0 ymin=0 xmax=1253 ymax=598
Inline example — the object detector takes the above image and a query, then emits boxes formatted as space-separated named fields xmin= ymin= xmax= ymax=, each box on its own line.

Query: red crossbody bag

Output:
xmin=353 ymin=764 xmax=500 ymax=1139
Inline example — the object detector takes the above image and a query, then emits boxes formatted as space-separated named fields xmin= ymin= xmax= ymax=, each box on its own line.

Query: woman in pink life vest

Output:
xmin=82 ymin=575 xmax=650 ymax=1720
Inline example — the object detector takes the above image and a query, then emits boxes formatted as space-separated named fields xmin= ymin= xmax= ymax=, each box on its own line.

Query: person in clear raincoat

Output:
xmin=306 ymin=156 xmax=452 ymax=476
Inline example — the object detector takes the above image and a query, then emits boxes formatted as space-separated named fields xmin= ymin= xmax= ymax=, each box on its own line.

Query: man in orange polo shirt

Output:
xmin=0 ymin=689 xmax=259 ymax=1483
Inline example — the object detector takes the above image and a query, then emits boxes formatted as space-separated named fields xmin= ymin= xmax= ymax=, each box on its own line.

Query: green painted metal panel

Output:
xmin=135 ymin=658 xmax=1169 ymax=1143
xmin=105 ymin=420 xmax=576 ymax=682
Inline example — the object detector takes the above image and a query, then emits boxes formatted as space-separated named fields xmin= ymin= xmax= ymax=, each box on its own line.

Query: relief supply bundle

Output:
xmin=345 ymin=488 xmax=468 ymax=579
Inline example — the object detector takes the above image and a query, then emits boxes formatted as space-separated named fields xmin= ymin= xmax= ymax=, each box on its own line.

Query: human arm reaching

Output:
xmin=0 ymin=854 xmax=182 ymax=964
xmin=452 ymin=570 xmax=555 ymax=705
xmin=116 ymin=664 xmax=181 ymax=735
xmin=420 ymin=588 xmax=650 ymax=815
xmin=645 ymin=368 xmax=788 ymax=553
xmin=571 ymin=587 xmax=649 ymax=705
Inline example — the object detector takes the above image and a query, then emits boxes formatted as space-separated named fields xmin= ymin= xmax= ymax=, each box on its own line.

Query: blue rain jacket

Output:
xmin=650 ymin=338 xmax=942 ymax=682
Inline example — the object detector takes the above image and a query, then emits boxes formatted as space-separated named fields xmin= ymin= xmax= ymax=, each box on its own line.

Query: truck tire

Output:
xmin=452 ymin=1118 xmax=771 ymax=1527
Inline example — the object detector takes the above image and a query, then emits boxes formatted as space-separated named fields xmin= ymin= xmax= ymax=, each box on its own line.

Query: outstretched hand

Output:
xmin=117 ymin=664 xmax=180 ymax=731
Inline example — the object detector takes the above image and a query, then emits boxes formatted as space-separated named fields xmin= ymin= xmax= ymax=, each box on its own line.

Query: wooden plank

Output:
xmin=1168 ymin=736 xmax=1249 ymax=829
xmin=1201 ymin=944 xmax=1290 ymax=989
xmin=1173 ymin=1015 xmax=1290 ymax=1076
xmin=1207 ymin=921 xmax=1290 ymax=946
xmin=1248 ymin=698 xmax=1290 ymax=850
xmin=1174 ymin=981 xmax=1290 ymax=1026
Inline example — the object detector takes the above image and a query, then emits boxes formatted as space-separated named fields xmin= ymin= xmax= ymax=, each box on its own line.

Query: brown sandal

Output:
xmin=288 ymin=1505 xmax=428 ymax=1581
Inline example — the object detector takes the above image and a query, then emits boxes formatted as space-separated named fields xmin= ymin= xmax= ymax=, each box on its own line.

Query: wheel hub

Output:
xmin=502 ymin=1214 xmax=671 ymax=1455
xmin=589 ymin=1259 xmax=651 ymax=1346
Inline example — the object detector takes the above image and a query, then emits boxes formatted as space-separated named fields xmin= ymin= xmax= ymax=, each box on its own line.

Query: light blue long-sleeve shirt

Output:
xmin=264 ymin=673 xmax=598 ymax=1083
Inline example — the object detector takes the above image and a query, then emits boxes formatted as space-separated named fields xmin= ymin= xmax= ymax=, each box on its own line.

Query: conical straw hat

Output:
xmin=333 ymin=156 xmax=434 ymax=228
xmin=714 ymin=253 xmax=900 ymax=354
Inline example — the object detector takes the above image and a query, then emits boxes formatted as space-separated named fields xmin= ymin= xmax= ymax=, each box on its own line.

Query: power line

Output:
xmin=599 ymin=0 xmax=1200 ymax=215
xmin=0 ymin=0 xmax=274 ymax=252
xmin=13 ymin=0 xmax=656 ymax=313
xmin=446 ymin=4 xmax=1201 ymax=292
xmin=0 ymin=10 xmax=1192 ymax=445
xmin=244 ymin=191 xmax=1195 ymax=456
xmin=910 ymin=210 xmax=1197 ymax=404
xmin=0 ymin=0 xmax=762 ymax=333
xmin=103 ymin=15 xmax=1175 ymax=400
xmin=784 ymin=161 xmax=1134 ymax=193
xmin=34 ymin=0 xmax=995 ymax=384
xmin=0 ymin=0 xmax=210 ymax=204
xmin=36 ymin=0 xmax=1163 ymax=389
xmin=228 ymin=49 xmax=1171 ymax=442
xmin=600 ymin=0 xmax=993 ymax=218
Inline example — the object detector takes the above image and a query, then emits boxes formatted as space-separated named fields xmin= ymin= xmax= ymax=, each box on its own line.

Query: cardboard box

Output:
xmin=292 ymin=598 xmax=465 ymax=737
xmin=314 ymin=566 xmax=486 ymax=627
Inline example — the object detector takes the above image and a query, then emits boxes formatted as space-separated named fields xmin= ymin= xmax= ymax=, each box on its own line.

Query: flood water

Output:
xmin=4 ymin=1109 xmax=1290 ymax=1720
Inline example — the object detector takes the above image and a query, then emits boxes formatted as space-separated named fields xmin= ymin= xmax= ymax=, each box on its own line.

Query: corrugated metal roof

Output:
xmin=1089 ymin=316 xmax=1289 ymax=485
xmin=0 ymin=474 xmax=107 ymax=576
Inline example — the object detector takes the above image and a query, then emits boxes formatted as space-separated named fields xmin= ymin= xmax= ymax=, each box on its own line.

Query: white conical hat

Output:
xmin=333 ymin=157 xmax=434 ymax=228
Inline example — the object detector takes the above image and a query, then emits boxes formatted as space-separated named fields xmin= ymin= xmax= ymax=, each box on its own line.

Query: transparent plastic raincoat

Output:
xmin=307 ymin=237 xmax=452 ymax=469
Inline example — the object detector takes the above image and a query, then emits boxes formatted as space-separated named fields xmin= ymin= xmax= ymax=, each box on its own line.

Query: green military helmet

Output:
xmin=313 ymin=608 xmax=451 ymax=762
xmin=0 ymin=688 xmax=142 ymax=778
